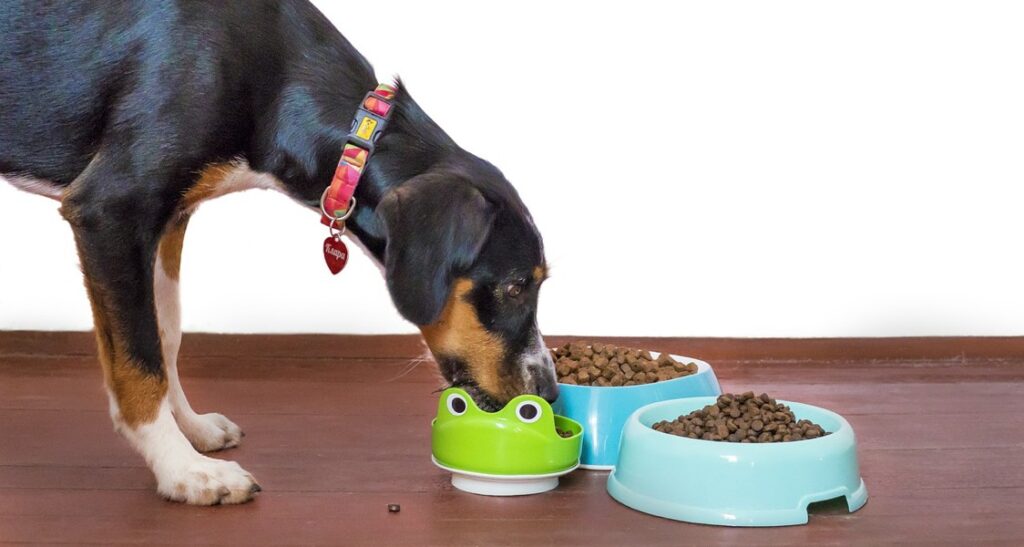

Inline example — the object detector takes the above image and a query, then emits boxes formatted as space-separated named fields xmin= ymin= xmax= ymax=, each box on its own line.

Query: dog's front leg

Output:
xmin=61 ymin=167 xmax=259 ymax=505
xmin=156 ymin=217 xmax=244 ymax=452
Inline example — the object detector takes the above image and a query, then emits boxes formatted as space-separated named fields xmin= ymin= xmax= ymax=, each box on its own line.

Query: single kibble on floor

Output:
xmin=649 ymin=392 xmax=831 ymax=443
xmin=552 ymin=342 xmax=698 ymax=387
xmin=387 ymin=504 xmax=400 ymax=513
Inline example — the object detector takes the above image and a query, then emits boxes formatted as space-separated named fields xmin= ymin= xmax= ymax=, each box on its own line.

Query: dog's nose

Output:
xmin=536 ymin=374 xmax=560 ymax=404
xmin=522 ymin=333 xmax=559 ymax=403
xmin=528 ymin=350 xmax=560 ymax=403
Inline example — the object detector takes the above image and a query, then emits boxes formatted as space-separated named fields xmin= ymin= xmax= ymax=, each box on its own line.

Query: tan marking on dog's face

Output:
xmin=158 ymin=219 xmax=189 ymax=281
xmin=532 ymin=265 xmax=547 ymax=284
xmin=420 ymin=278 xmax=518 ymax=401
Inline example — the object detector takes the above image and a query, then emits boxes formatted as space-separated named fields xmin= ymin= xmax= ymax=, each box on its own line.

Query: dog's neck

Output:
xmin=347 ymin=89 xmax=461 ymax=260
xmin=249 ymin=21 xmax=459 ymax=262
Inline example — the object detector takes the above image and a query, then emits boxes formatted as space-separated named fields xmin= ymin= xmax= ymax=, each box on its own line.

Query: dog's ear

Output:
xmin=377 ymin=173 xmax=495 ymax=325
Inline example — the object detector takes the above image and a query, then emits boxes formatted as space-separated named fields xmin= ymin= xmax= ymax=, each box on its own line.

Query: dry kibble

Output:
xmin=555 ymin=359 xmax=573 ymax=377
xmin=553 ymin=342 xmax=698 ymax=387
xmin=649 ymin=392 xmax=831 ymax=443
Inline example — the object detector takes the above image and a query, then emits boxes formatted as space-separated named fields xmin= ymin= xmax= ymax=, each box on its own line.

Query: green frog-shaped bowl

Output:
xmin=431 ymin=388 xmax=583 ymax=496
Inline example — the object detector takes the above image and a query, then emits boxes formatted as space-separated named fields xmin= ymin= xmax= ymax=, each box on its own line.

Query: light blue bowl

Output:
xmin=552 ymin=354 xmax=721 ymax=469
xmin=607 ymin=396 xmax=867 ymax=526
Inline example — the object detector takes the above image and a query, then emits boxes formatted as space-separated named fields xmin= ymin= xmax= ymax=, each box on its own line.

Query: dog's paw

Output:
xmin=178 ymin=412 xmax=244 ymax=452
xmin=157 ymin=456 xmax=260 ymax=505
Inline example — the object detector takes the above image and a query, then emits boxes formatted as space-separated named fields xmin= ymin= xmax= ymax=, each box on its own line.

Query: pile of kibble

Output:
xmin=552 ymin=342 xmax=698 ymax=387
xmin=652 ymin=392 xmax=830 ymax=443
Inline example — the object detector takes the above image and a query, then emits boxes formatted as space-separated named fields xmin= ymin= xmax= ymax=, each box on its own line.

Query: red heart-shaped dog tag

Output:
xmin=323 ymin=236 xmax=349 ymax=275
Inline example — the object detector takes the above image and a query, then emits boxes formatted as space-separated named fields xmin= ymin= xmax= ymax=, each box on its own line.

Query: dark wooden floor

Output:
xmin=2 ymin=332 xmax=1023 ymax=546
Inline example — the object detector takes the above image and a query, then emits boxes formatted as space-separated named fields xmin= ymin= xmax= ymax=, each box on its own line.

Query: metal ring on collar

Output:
xmin=328 ymin=217 xmax=347 ymax=239
xmin=319 ymin=188 xmax=357 ymax=222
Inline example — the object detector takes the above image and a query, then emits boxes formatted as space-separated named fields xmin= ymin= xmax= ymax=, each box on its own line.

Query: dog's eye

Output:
xmin=505 ymin=282 xmax=525 ymax=298
xmin=515 ymin=401 xmax=543 ymax=423
xmin=447 ymin=393 xmax=468 ymax=416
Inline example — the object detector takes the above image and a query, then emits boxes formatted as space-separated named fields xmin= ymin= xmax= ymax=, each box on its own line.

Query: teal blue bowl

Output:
xmin=553 ymin=354 xmax=721 ymax=469
xmin=607 ymin=396 xmax=867 ymax=527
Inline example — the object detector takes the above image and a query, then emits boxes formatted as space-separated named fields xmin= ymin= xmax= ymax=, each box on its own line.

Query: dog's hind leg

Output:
xmin=61 ymin=161 xmax=259 ymax=505
xmin=155 ymin=217 xmax=244 ymax=452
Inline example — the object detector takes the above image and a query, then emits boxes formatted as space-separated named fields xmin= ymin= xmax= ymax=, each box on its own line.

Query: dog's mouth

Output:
xmin=435 ymin=356 xmax=504 ymax=411
xmin=449 ymin=379 xmax=503 ymax=412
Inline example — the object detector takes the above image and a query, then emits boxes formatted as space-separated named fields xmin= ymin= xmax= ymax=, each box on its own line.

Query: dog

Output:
xmin=1 ymin=0 xmax=557 ymax=505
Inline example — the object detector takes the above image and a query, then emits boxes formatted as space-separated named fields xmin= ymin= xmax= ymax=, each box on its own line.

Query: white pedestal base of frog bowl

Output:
xmin=433 ymin=457 xmax=579 ymax=496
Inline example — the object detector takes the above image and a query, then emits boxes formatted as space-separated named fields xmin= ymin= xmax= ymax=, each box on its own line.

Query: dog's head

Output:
xmin=378 ymin=156 xmax=555 ymax=410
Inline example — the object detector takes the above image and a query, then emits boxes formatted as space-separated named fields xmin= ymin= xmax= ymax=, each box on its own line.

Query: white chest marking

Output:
xmin=2 ymin=174 xmax=64 ymax=200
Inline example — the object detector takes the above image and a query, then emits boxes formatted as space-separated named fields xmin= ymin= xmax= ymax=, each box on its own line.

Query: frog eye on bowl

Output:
xmin=447 ymin=393 xmax=469 ymax=416
xmin=515 ymin=401 xmax=543 ymax=424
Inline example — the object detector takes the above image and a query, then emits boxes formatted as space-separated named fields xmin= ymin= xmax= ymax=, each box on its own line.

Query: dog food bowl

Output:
xmin=553 ymin=354 xmax=721 ymax=469
xmin=607 ymin=396 xmax=867 ymax=526
xmin=431 ymin=387 xmax=583 ymax=496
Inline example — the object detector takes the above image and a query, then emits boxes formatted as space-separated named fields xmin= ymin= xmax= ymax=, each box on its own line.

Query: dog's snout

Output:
xmin=526 ymin=349 xmax=559 ymax=403
xmin=535 ymin=374 xmax=560 ymax=404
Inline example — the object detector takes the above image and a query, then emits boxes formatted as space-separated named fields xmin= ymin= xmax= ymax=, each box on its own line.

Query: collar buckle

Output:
xmin=346 ymin=87 xmax=396 ymax=153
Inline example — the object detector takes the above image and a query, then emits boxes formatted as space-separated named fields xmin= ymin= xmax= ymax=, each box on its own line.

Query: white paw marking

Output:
xmin=117 ymin=399 xmax=259 ymax=506
xmin=158 ymin=454 xmax=260 ymax=506
xmin=178 ymin=412 xmax=244 ymax=452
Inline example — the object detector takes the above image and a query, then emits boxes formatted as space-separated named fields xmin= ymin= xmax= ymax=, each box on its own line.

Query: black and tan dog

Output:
xmin=1 ymin=0 xmax=557 ymax=504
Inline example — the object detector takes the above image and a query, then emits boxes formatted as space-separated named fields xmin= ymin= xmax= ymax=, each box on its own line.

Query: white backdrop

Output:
xmin=2 ymin=1 xmax=1023 ymax=337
